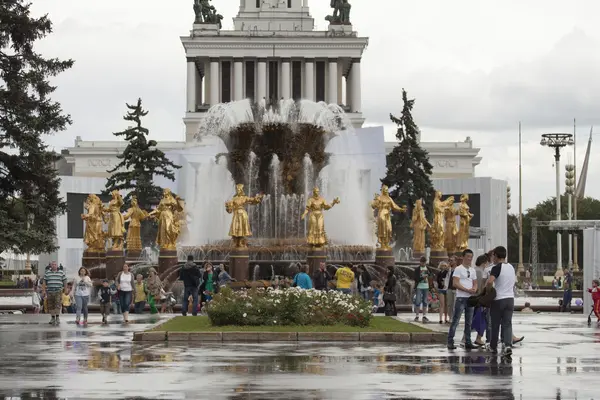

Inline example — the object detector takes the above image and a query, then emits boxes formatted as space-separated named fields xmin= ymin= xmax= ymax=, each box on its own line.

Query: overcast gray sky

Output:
xmin=30 ymin=0 xmax=600 ymax=210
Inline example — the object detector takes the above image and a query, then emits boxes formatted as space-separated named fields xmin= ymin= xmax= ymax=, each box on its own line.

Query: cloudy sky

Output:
xmin=30 ymin=0 xmax=600 ymax=210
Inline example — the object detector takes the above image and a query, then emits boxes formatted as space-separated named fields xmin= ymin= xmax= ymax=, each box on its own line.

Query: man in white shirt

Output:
xmin=486 ymin=245 xmax=516 ymax=356
xmin=447 ymin=249 xmax=478 ymax=350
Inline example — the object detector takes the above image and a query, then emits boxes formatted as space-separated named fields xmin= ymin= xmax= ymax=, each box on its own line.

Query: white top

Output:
xmin=453 ymin=265 xmax=476 ymax=298
xmin=32 ymin=292 xmax=41 ymax=307
xmin=119 ymin=272 xmax=133 ymax=292
xmin=490 ymin=262 xmax=516 ymax=300
xmin=73 ymin=276 xmax=92 ymax=297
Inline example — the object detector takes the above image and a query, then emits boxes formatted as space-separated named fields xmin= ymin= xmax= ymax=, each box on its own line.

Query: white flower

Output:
xmin=273 ymin=320 xmax=277 ymax=324
xmin=243 ymin=313 xmax=247 ymax=317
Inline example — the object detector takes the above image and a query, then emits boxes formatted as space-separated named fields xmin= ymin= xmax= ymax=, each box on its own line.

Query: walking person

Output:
xmin=217 ymin=264 xmax=235 ymax=288
xmin=357 ymin=265 xmax=372 ymax=301
xmin=200 ymin=263 xmax=217 ymax=307
xmin=472 ymin=254 xmax=490 ymax=346
xmin=486 ymin=246 xmax=516 ymax=356
xmin=43 ymin=261 xmax=67 ymax=325
xmin=133 ymin=274 xmax=148 ymax=314
xmin=180 ymin=255 xmax=201 ymax=317
xmin=98 ymin=279 xmax=112 ymax=325
xmin=447 ymin=249 xmax=477 ymax=350
xmin=561 ymin=268 xmax=573 ymax=312
xmin=109 ymin=276 xmax=120 ymax=315
xmin=116 ymin=263 xmax=135 ymax=323
xmin=293 ymin=265 xmax=313 ymax=289
xmin=436 ymin=261 xmax=450 ymax=324
xmin=383 ymin=266 xmax=397 ymax=316
xmin=313 ymin=262 xmax=331 ymax=291
xmin=71 ymin=267 xmax=92 ymax=326
xmin=146 ymin=268 xmax=163 ymax=314
xmin=414 ymin=256 xmax=432 ymax=322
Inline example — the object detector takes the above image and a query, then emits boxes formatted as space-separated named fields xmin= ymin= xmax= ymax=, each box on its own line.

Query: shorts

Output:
xmin=99 ymin=303 xmax=110 ymax=315
xmin=439 ymin=289 xmax=447 ymax=295
xmin=46 ymin=291 xmax=62 ymax=315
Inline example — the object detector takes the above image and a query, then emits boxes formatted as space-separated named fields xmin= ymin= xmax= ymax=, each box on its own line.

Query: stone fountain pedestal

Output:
xmin=429 ymin=248 xmax=448 ymax=268
xmin=307 ymin=247 xmax=327 ymax=275
xmin=82 ymin=250 xmax=106 ymax=279
xmin=230 ymin=248 xmax=250 ymax=281
xmin=375 ymin=248 xmax=395 ymax=269
xmin=105 ymin=249 xmax=125 ymax=280
xmin=412 ymin=250 xmax=425 ymax=262
xmin=126 ymin=249 xmax=142 ymax=262
xmin=158 ymin=249 xmax=178 ymax=276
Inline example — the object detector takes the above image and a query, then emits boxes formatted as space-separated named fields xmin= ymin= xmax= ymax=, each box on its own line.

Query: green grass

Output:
xmin=0 ymin=281 xmax=16 ymax=287
xmin=152 ymin=316 xmax=430 ymax=333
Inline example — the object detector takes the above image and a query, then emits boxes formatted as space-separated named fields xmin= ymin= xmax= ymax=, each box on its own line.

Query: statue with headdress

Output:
xmin=81 ymin=194 xmax=105 ymax=252
xmin=225 ymin=184 xmax=264 ymax=248
xmin=410 ymin=199 xmax=431 ymax=254
xmin=371 ymin=185 xmax=406 ymax=251
xmin=104 ymin=190 xmax=125 ymax=250
xmin=301 ymin=187 xmax=340 ymax=248
xmin=123 ymin=195 xmax=148 ymax=252
xmin=431 ymin=191 xmax=455 ymax=251
xmin=149 ymin=188 xmax=183 ymax=250
xmin=456 ymin=194 xmax=474 ymax=252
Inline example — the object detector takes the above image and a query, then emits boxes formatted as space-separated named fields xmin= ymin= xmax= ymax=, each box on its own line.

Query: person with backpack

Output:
xmin=180 ymin=255 xmax=201 ymax=316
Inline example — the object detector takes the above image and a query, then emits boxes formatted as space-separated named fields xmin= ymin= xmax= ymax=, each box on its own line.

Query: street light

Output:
xmin=540 ymin=133 xmax=573 ymax=276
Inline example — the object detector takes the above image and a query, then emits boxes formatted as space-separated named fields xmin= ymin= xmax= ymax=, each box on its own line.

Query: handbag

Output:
xmin=383 ymin=292 xmax=396 ymax=302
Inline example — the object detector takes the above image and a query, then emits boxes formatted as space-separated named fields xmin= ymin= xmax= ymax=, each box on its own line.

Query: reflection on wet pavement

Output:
xmin=0 ymin=313 xmax=599 ymax=399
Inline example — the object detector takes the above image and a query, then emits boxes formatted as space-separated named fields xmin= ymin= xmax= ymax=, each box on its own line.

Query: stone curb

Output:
xmin=133 ymin=331 xmax=447 ymax=343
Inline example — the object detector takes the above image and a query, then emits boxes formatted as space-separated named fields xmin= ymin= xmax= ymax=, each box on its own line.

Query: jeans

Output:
xmin=112 ymin=301 xmax=121 ymax=314
xmin=182 ymin=286 xmax=199 ymax=316
xmin=562 ymin=290 xmax=572 ymax=312
xmin=360 ymin=290 xmax=370 ymax=301
xmin=414 ymin=288 xmax=429 ymax=311
xmin=484 ymin=308 xmax=491 ymax=342
xmin=447 ymin=297 xmax=474 ymax=345
xmin=134 ymin=301 xmax=146 ymax=314
xmin=75 ymin=295 xmax=89 ymax=321
xmin=338 ymin=288 xmax=351 ymax=295
xmin=490 ymin=298 xmax=514 ymax=350
xmin=119 ymin=291 xmax=133 ymax=313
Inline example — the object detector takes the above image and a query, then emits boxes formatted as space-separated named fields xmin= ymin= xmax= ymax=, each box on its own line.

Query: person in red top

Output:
xmin=588 ymin=279 xmax=600 ymax=325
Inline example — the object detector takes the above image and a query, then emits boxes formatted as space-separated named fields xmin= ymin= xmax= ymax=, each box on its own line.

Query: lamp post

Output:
xmin=540 ymin=133 xmax=574 ymax=277
xmin=25 ymin=213 xmax=34 ymax=274
xmin=565 ymin=164 xmax=575 ymax=268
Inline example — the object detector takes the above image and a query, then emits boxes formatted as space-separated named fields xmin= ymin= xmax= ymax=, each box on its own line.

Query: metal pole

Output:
xmin=518 ymin=122 xmax=524 ymax=275
xmin=567 ymin=192 xmax=572 ymax=266
xmin=572 ymin=119 xmax=579 ymax=271
xmin=555 ymin=147 xmax=562 ymax=275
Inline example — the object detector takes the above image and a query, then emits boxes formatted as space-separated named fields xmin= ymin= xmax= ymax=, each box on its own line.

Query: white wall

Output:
xmin=431 ymin=177 xmax=508 ymax=254
xmin=583 ymin=227 xmax=600 ymax=313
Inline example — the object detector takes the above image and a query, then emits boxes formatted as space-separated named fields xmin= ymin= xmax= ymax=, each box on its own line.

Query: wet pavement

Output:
xmin=0 ymin=313 xmax=598 ymax=399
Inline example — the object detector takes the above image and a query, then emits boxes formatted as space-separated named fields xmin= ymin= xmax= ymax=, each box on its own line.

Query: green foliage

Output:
xmin=0 ymin=1 xmax=73 ymax=254
xmin=381 ymin=89 xmax=435 ymax=248
xmin=507 ymin=196 xmax=600 ymax=264
xmin=103 ymin=99 xmax=180 ymax=246
xmin=207 ymin=287 xmax=373 ymax=327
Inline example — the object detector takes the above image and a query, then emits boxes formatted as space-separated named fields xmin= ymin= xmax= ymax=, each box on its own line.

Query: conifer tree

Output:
xmin=0 ymin=1 xmax=73 ymax=254
xmin=104 ymin=99 xmax=180 ymax=246
xmin=381 ymin=89 xmax=435 ymax=248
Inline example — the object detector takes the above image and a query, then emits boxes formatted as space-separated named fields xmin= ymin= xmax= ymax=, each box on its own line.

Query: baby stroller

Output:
xmin=164 ymin=292 xmax=176 ymax=314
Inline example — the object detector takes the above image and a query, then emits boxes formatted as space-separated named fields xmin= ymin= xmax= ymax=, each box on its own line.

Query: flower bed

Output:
xmin=207 ymin=287 xmax=373 ymax=327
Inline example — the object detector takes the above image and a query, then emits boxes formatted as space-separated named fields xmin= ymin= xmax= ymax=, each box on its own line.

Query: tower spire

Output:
xmin=574 ymin=126 xmax=593 ymax=198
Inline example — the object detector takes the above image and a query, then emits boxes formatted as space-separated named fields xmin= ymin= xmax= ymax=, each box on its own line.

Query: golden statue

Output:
xmin=410 ymin=199 xmax=431 ymax=253
xmin=123 ymin=196 xmax=148 ymax=251
xmin=456 ymin=194 xmax=474 ymax=252
xmin=301 ymin=187 xmax=340 ymax=248
xmin=174 ymin=195 xmax=188 ymax=243
xmin=81 ymin=194 xmax=105 ymax=252
xmin=370 ymin=185 xmax=406 ymax=250
xmin=103 ymin=190 xmax=125 ymax=250
xmin=149 ymin=188 xmax=183 ymax=250
xmin=225 ymin=184 xmax=264 ymax=248
xmin=444 ymin=202 xmax=459 ymax=254
xmin=431 ymin=191 xmax=455 ymax=251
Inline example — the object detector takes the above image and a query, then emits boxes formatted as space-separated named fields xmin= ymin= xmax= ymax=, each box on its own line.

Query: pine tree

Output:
xmin=0 ymin=1 xmax=73 ymax=254
xmin=104 ymin=98 xmax=180 ymax=246
xmin=381 ymin=89 xmax=435 ymax=248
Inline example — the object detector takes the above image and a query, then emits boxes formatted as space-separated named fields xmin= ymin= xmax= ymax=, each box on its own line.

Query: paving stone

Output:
xmin=167 ymin=332 xmax=190 ymax=341
xmin=258 ymin=332 xmax=298 ymax=342
xmin=189 ymin=332 xmax=223 ymax=342
xmin=297 ymin=332 xmax=360 ymax=341
xmin=222 ymin=332 xmax=260 ymax=342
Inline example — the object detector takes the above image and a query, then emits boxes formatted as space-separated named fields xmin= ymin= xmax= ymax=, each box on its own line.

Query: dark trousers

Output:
xmin=182 ymin=286 xmax=199 ymax=316
xmin=134 ymin=301 xmax=146 ymax=314
xmin=561 ymin=290 xmax=572 ymax=312
xmin=490 ymin=298 xmax=514 ymax=350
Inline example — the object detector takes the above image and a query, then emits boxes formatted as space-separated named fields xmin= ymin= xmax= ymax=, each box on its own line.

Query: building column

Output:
xmin=186 ymin=58 xmax=197 ymax=112
xmin=233 ymin=58 xmax=244 ymax=101
xmin=195 ymin=67 xmax=203 ymax=106
xmin=337 ymin=63 xmax=343 ymax=104
xmin=350 ymin=58 xmax=361 ymax=112
xmin=345 ymin=74 xmax=352 ymax=108
xmin=328 ymin=59 xmax=338 ymax=104
xmin=210 ymin=58 xmax=220 ymax=105
xmin=303 ymin=0 xmax=308 ymax=7
xmin=257 ymin=58 xmax=267 ymax=103
xmin=281 ymin=58 xmax=291 ymax=100
xmin=304 ymin=59 xmax=314 ymax=101
xmin=204 ymin=60 xmax=211 ymax=105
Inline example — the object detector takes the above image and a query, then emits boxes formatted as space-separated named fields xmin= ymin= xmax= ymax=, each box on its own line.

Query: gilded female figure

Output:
xmin=444 ymin=203 xmax=459 ymax=254
xmin=301 ymin=187 xmax=340 ymax=248
xmin=81 ymin=194 xmax=104 ymax=252
xmin=104 ymin=190 xmax=125 ymax=250
xmin=149 ymin=188 xmax=182 ymax=250
xmin=123 ymin=196 xmax=148 ymax=251
xmin=431 ymin=191 xmax=455 ymax=251
xmin=410 ymin=199 xmax=431 ymax=253
xmin=456 ymin=194 xmax=474 ymax=252
xmin=174 ymin=196 xmax=188 ymax=244
xmin=371 ymin=185 xmax=406 ymax=250
xmin=225 ymin=184 xmax=264 ymax=248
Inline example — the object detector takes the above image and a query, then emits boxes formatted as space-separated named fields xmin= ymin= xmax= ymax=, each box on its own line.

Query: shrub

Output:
xmin=207 ymin=287 xmax=373 ymax=327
